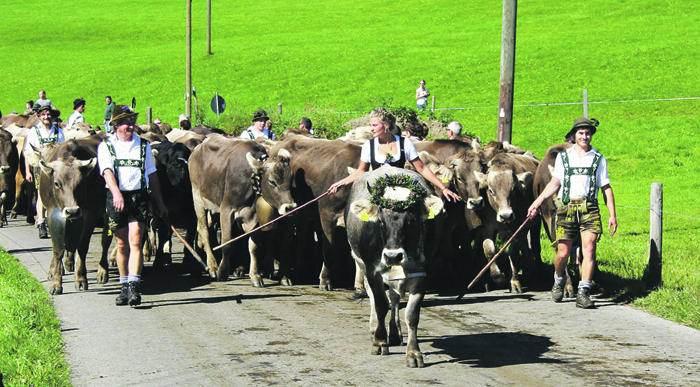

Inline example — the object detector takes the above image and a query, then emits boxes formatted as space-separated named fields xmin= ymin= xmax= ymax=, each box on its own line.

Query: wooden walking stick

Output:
xmin=171 ymin=225 xmax=209 ymax=271
xmin=456 ymin=214 xmax=534 ymax=300
xmin=213 ymin=191 xmax=330 ymax=252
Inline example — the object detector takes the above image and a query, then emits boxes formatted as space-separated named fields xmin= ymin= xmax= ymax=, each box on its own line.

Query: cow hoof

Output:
xmin=251 ymin=279 xmax=265 ymax=288
xmin=354 ymin=289 xmax=367 ymax=299
xmin=233 ymin=267 xmax=245 ymax=278
xmin=491 ymin=273 xmax=508 ymax=288
xmin=10 ymin=211 xmax=17 ymax=219
xmin=510 ymin=282 xmax=522 ymax=294
xmin=280 ymin=277 xmax=293 ymax=286
xmin=564 ymin=284 xmax=575 ymax=299
xmin=406 ymin=353 xmax=425 ymax=368
xmin=50 ymin=286 xmax=63 ymax=295
xmin=388 ymin=335 xmax=402 ymax=347
xmin=319 ymin=284 xmax=333 ymax=291
xmin=371 ymin=343 xmax=389 ymax=355
xmin=75 ymin=281 xmax=88 ymax=292
xmin=96 ymin=271 xmax=109 ymax=284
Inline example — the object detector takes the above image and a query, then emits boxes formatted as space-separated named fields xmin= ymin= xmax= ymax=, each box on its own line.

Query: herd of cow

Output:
xmin=0 ymin=111 xmax=574 ymax=367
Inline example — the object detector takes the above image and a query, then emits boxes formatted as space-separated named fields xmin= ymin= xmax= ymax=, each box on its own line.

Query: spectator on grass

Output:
xmin=34 ymin=90 xmax=52 ymax=110
xmin=299 ymin=117 xmax=315 ymax=135
xmin=527 ymin=117 xmax=617 ymax=309
xmin=263 ymin=120 xmax=277 ymax=140
xmin=24 ymin=100 xmax=35 ymax=115
xmin=415 ymin=80 xmax=430 ymax=110
xmin=104 ymin=96 xmax=116 ymax=131
xmin=66 ymin=98 xmax=86 ymax=129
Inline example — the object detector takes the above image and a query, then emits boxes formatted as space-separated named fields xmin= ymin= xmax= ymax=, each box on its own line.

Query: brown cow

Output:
xmin=38 ymin=137 xmax=107 ymax=294
xmin=0 ymin=129 xmax=19 ymax=226
xmin=0 ymin=114 xmax=30 ymax=128
xmin=269 ymin=135 xmax=362 ymax=291
xmin=189 ymin=136 xmax=296 ymax=285
xmin=474 ymin=152 xmax=541 ymax=293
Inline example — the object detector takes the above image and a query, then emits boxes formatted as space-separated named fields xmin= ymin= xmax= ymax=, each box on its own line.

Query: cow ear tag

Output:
xmin=360 ymin=210 xmax=370 ymax=222
xmin=428 ymin=209 xmax=435 ymax=219
xmin=440 ymin=176 xmax=449 ymax=184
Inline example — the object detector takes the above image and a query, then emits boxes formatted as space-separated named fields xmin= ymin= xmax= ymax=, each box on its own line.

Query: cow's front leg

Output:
xmin=73 ymin=249 xmax=88 ymax=291
xmin=365 ymin=274 xmax=389 ymax=355
xmin=49 ymin=250 xmax=66 ymax=295
xmin=319 ymin=237 xmax=334 ymax=291
xmin=404 ymin=291 xmax=425 ymax=368
xmin=64 ymin=251 xmax=75 ymax=273
xmin=508 ymin=246 xmax=522 ymax=294
xmin=97 ymin=225 xmax=112 ymax=284
xmin=485 ymin=239 xmax=508 ymax=288
xmin=248 ymin=233 xmax=265 ymax=288
xmin=387 ymin=287 xmax=402 ymax=346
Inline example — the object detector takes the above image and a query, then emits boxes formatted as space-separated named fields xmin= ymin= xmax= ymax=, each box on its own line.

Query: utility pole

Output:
xmin=186 ymin=0 xmax=192 ymax=117
xmin=497 ymin=0 xmax=517 ymax=143
xmin=207 ymin=0 xmax=212 ymax=55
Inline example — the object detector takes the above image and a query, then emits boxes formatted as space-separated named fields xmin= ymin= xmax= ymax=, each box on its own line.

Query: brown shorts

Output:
xmin=106 ymin=189 xmax=150 ymax=231
xmin=555 ymin=198 xmax=602 ymax=242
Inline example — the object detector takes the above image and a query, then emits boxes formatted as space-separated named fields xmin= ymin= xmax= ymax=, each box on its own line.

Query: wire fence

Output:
xmin=617 ymin=205 xmax=700 ymax=221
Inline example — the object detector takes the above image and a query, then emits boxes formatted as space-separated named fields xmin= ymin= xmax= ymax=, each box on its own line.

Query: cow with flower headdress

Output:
xmin=345 ymin=165 xmax=444 ymax=368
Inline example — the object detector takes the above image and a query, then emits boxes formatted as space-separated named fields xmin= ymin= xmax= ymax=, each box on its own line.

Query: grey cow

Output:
xmin=345 ymin=165 xmax=444 ymax=367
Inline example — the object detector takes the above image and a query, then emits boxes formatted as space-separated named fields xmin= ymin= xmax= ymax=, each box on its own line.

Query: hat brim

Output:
xmin=110 ymin=112 xmax=139 ymax=128
xmin=252 ymin=116 xmax=269 ymax=122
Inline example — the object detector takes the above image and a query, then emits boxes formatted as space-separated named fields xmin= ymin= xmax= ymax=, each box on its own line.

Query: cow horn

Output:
xmin=79 ymin=158 xmax=97 ymax=170
xmin=39 ymin=160 xmax=53 ymax=176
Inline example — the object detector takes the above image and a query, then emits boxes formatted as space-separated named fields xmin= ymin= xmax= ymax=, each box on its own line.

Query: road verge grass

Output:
xmin=0 ymin=248 xmax=71 ymax=387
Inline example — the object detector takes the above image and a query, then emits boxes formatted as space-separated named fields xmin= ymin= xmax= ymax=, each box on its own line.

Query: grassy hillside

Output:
xmin=1 ymin=0 xmax=698 ymax=328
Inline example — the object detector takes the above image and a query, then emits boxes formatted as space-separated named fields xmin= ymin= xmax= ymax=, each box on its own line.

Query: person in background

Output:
xmin=299 ymin=117 xmax=314 ymax=135
xmin=241 ymin=109 xmax=271 ymax=140
xmin=34 ymin=90 xmax=52 ymax=109
xmin=66 ymin=98 xmax=86 ymax=129
xmin=24 ymin=100 xmax=35 ymax=115
xmin=104 ymin=96 xmax=116 ymax=131
xmin=98 ymin=105 xmax=168 ymax=307
xmin=402 ymin=122 xmax=428 ymax=142
xmin=24 ymin=105 xmax=65 ymax=238
xmin=446 ymin=121 xmax=469 ymax=142
xmin=415 ymin=80 xmax=430 ymax=110
xmin=263 ymin=119 xmax=277 ymax=140
xmin=179 ymin=114 xmax=192 ymax=130
xmin=527 ymin=117 xmax=617 ymax=309
xmin=328 ymin=107 xmax=459 ymax=202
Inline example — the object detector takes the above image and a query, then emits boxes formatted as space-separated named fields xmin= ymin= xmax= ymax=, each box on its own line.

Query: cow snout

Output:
xmin=278 ymin=202 xmax=297 ymax=215
xmin=382 ymin=248 xmax=407 ymax=266
xmin=467 ymin=196 xmax=484 ymax=210
xmin=62 ymin=206 xmax=82 ymax=220
xmin=0 ymin=166 xmax=11 ymax=175
xmin=497 ymin=209 xmax=514 ymax=223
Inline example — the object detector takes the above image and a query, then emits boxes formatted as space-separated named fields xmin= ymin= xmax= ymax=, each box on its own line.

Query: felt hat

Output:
xmin=110 ymin=105 xmax=139 ymax=128
xmin=566 ymin=117 xmax=599 ymax=140
xmin=252 ymin=109 xmax=269 ymax=122
xmin=33 ymin=104 xmax=61 ymax=119
xmin=73 ymin=98 xmax=86 ymax=110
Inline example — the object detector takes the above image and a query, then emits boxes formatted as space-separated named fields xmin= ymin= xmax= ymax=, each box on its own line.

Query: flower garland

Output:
xmin=369 ymin=174 xmax=427 ymax=212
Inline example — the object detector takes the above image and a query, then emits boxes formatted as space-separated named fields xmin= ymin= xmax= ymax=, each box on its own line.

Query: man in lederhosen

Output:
xmin=528 ymin=117 xmax=618 ymax=309
xmin=24 ymin=104 xmax=65 ymax=238
xmin=97 ymin=105 xmax=168 ymax=306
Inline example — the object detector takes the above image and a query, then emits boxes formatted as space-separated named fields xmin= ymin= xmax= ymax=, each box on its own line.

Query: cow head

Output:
xmin=447 ymin=150 xmax=486 ymax=211
xmin=153 ymin=143 xmax=191 ymax=188
xmin=246 ymin=148 xmax=297 ymax=215
xmin=0 ymin=130 xmax=18 ymax=193
xmin=475 ymin=158 xmax=532 ymax=224
xmin=349 ymin=191 xmax=443 ymax=269
xmin=39 ymin=157 xmax=98 ymax=220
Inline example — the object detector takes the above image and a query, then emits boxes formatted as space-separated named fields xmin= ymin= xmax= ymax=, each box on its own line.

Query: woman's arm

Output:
xmin=327 ymin=161 xmax=369 ymax=194
xmin=410 ymin=158 xmax=460 ymax=202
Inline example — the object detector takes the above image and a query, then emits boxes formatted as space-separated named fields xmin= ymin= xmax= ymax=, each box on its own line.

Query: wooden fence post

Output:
xmin=146 ymin=107 xmax=152 ymax=124
xmin=278 ymin=103 xmax=282 ymax=115
xmin=644 ymin=182 xmax=663 ymax=288
xmin=431 ymin=95 xmax=435 ymax=112
xmin=583 ymin=89 xmax=588 ymax=118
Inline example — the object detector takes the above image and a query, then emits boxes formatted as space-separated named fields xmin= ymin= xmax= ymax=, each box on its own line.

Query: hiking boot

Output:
xmin=115 ymin=284 xmax=129 ymax=306
xmin=551 ymin=282 xmax=564 ymax=303
xmin=576 ymin=287 xmax=595 ymax=309
xmin=38 ymin=219 xmax=49 ymax=239
xmin=127 ymin=282 xmax=142 ymax=306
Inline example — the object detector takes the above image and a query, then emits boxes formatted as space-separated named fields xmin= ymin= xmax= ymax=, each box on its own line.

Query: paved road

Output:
xmin=2 ymin=216 xmax=699 ymax=387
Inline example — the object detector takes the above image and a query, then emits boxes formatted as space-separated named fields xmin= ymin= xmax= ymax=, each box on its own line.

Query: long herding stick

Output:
xmin=171 ymin=225 xmax=209 ymax=271
xmin=456 ymin=214 xmax=534 ymax=300
xmin=213 ymin=192 xmax=330 ymax=252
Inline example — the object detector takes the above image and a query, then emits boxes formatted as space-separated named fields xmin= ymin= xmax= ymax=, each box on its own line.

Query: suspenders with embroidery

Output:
xmin=369 ymin=136 xmax=406 ymax=170
xmin=105 ymin=139 xmax=148 ymax=191
xmin=560 ymin=151 xmax=602 ymax=204
xmin=35 ymin=126 xmax=59 ymax=146
xmin=246 ymin=129 xmax=255 ymax=140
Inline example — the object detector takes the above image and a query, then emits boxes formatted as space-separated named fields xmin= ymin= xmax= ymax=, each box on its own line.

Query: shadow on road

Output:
xmin=7 ymin=246 xmax=53 ymax=254
xmin=427 ymin=332 xmax=563 ymax=368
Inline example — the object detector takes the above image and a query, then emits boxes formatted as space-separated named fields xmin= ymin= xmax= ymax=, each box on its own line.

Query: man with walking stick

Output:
xmin=527 ymin=117 xmax=617 ymax=309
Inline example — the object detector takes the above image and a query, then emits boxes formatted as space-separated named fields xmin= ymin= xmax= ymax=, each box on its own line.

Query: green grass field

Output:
xmin=0 ymin=1 xmax=698 ymax=381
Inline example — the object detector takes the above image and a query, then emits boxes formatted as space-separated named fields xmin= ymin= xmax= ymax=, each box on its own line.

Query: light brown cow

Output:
xmin=189 ymin=136 xmax=296 ymax=285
